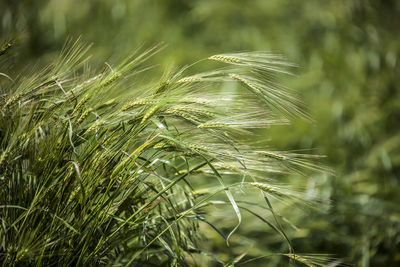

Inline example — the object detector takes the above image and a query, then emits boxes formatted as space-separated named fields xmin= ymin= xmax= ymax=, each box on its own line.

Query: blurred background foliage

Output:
xmin=1 ymin=0 xmax=399 ymax=266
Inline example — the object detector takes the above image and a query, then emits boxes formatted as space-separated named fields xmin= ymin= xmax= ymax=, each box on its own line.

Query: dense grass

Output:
xmin=1 ymin=40 xmax=332 ymax=266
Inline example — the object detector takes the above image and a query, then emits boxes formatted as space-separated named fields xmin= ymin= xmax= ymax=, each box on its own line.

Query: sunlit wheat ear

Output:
xmin=0 ymin=148 xmax=9 ymax=167
xmin=177 ymin=76 xmax=203 ymax=83
xmin=76 ymin=108 xmax=93 ymax=124
xmin=209 ymin=55 xmax=242 ymax=64
xmin=3 ymin=92 xmax=23 ymax=108
xmin=72 ymin=93 xmax=91 ymax=115
xmin=95 ymin=98 xmax=116 ymax=110
xmin=84 ymin=119 xmax=106 ymax=134
xmin=164 ymin=106 xmax=214 ymax=124
xmin=252 ymin=150 xmax=331 ymax=175
xmin=212 ymin=162 xmax=246 ymax=174
xmin=209 ymin=52 xmax=297 ymax=75
xmin=165 ymin=106 xmax=214 ymax=117
xmin=284 ymin=253 xmax=346 ymax=267
xmin=141 ymin=105 xmax=161 ymax=124
xmin=205 ymin=52 xmax=310 ymax=119
xmin=122 ymin=98 xmax=159 ymax=111
xmin=258 ymin=151 xmax=288 ymax=161
xmin=250 ymin=182 xmax=286 ymax=198
xmin=100 ymin=72 xmax=121 ymax=87
xmin=178 ymin=96 xmax=216 ymax=105
xmin=229 ymin=73 xmax=262 ymax=94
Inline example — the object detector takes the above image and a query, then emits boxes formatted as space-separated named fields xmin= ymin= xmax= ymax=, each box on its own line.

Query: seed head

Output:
xmin=100 ymin=72 xmax=121 ymax=87
xmin=229 ymin=74 xmax=262 ymax=94
xmin=4 ymin=92 xmax=23 ymax=108
xmin=259 ymin=151 xmax=287 ymax=161
xmin=85 ymin=120 xmax=106 ymax=134
xmin=0 ymin=148 xmax=9 ymax=167
xmin=122 ymin=99 xmax=157 ymax=111
xmin=141 ymin=105 xmax=159 ymax=124
xmin=251 ymin=182 xmax=284 ymax=197
xmin=198 ymin=122 xmax=227 ymax=129
xmin=209 ymin=55 xmax=241 ymax=64
xmin=76 ymin=108 xmax=93 ymax=124
xmin=177 ymin=77 xmax=202 ymax=83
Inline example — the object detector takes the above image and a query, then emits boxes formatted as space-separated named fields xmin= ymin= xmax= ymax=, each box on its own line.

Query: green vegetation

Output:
xmin=1 ymin=40 xmax=329 ymax=265
xmin=1 ymin=1 xmax=399 ymax=266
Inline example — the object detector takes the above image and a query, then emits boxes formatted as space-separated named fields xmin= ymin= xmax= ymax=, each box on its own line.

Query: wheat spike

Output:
xmin=197 ymin=122 xmax=227 ymax=129
xmin=141 ymin=105 xmax=159 ymax=124
xmin=0 ymin=148 xmax=9 ymax=167
xmin=85 ymin=120 xmax=106 ymax=134
xmin=258 ymin=151 xmax=287 ymax=160
xmin=177 ymin=76 xmax=202 ymax=83
xmin=3 ymin=92 xmax=24 ymax=108
xmin=72 ymin=94 xmax=90 ymax=115
xmin=122 ymin=98 xmax=157 ymax=111
xmin=250 ymin=182 xmax=284 ymax=197
xmin=284 ymin=254 xmax=316 ymax=267
xmin=229 ymin=74 xmax=263 ymax=94
xmin=100 ymin=72 xmax=121 ymax=87
xmin=166 ymin=106 xmax=213 ymax=117
xmin=209 ymin=55 xmax=241 ymax=64
xmin=164 ymin=110 xmax=202 ymax=122
xmin=76 ymin=108 xmax=93 ymax=124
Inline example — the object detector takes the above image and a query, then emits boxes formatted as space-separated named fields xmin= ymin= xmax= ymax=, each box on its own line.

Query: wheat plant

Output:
xmin=0 ymin=39 xmax=331 ymax=266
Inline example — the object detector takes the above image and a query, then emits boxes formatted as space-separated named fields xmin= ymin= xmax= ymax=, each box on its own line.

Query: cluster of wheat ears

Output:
xmin=0 ymin=39 xmax=337 ymax=266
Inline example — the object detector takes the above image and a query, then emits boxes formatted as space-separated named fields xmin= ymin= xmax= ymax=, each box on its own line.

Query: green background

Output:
xmin=1 ymin=0 xmax=399 ymax=265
